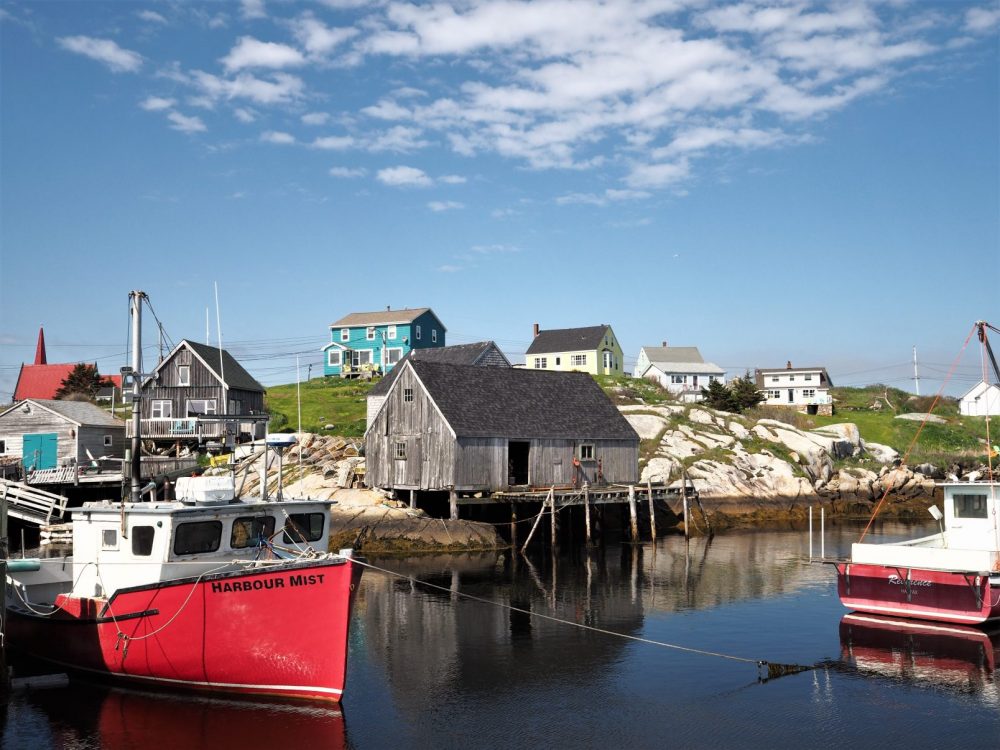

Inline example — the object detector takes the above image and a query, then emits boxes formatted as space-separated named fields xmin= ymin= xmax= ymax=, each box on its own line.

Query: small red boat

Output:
xmin=835 ymin=480 xmax=1000 ymax=624
xmin=6 ymin=477 xmax=362 ymax=702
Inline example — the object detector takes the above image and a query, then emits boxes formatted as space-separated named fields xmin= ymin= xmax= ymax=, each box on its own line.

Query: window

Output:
xmin=803 ymin=389 xmax=816 ymax=398
xmin=174 ymin=521 xmax=223 ymax=555
xmin=386 ymin=348 xmax=403 ymax=365
xmin=415 ymin=325 xmax=422 ymax=340
xmin=954 ymin=494 xmax=988 ymax=519
xmin=152 ymin=400 xmax=172 ymax=419
xmin=282 ymin=513 xmax=325 ymax=543
xmin=571 ymin=354 xmax=587 ymax=366
xmin=231 ymin=516 xmax=277 ymax=549
xmin=340 ymin=328 xmax=349 ymax=342
xmin=431 ymin=329 xmax=437 ymax=343
xmin=328 ymin=350 xmax=342 ymax=367
xmin=805 ymin=374 xmax=813 ymax=381
xmin=555 ymin=357 xmax=561 ymax=366
xmin=387 ymin=325 xmax=397 ymax=340
xmin=187 ymin=399 xmax=217 ymax=416
xmin=0 ymin=440 xmax=6 ymax=454
xmin=404 ymin=388 xmax=413 ymax=402
xmin=671 ymin=375 xmax=685 ymax=384
xmin=229 ymin=399 xmax=241 ymax=414
xmin=178 ymin=365 xmax=190 ymax=386
xmin=771 ymin=376 xmax=779 ymax=383
xmin=579 ymin=444 xmax=595 ymax=461
xmin=131 ymin=526 xmax=155 ymax=556
xmin=351 ymin=350 xmax=372 ymax=367
xmin=534 ymin=357 xmax=547 ymax=369
xmin=603 ymin=351 xmax=612 ymax=370
xmin=789 ymin=375 xmax=795 ymax=382
xmin=102 ymin=529 xmax=118 ymax=550
xmin=366 ymin=326 xmax=376 ymax=341
xmin=395 ymin=441 xmax=407 ymax=459
xmin=103 ymin=435 xmax=113 ymax=447
xmin=767 ymin=390 xmax=781 ymax=399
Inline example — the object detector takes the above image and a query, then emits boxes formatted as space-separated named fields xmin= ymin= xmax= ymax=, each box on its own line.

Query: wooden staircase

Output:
xmin=0 ymin=478 xmax=70 ymax=526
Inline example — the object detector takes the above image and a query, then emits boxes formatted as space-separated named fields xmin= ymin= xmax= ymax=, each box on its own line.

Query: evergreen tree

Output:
xmin=55 ymin=363 xmax=112 ymax=401
xmin=699 ymin=372 xmax=764 ymax=414
xmin=700 ymin=379 xmax=734 ymax=411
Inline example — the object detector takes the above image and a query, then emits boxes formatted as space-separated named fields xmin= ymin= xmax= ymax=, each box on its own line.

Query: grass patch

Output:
xmin=266 ymin=377 xmax=375 ymax=437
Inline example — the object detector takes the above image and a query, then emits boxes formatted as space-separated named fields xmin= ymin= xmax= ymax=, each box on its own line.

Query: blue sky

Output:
xmin=1 ymin=0 xmax=997 ymax=400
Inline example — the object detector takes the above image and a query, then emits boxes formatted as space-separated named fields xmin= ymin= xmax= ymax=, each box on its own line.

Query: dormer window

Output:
xmin=178 ymin=365 xmax=190 ymax=386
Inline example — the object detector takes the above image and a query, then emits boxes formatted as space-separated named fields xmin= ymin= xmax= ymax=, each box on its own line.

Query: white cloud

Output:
xmin=233 ymin=107 xmax=256 ymax=123
xmin=301 ymin=112 xmax=330 ymax=126
xmin=439 ymin=174 xmax=467 ymax=184
xmin=57 ymin=36 xmax=142 ymax=73
xmin=289 ymin=14 xmax=358 ymax=57
xmin=167 ymin=111 xmax=206 ymax=133
xmin=222 ymin=36 xmax=306 ymax=72
xmin=368 ymin=125 xmax=428 ymax=152
xmin=188 ymin=70 xmax=305 ymax=105
xmin=557 ymin=189 xmax=651 ymax=206
xmin=241 ymin=0 xmax=266 ymax=20
xmin=329 ymin=166 xmax=367 ymax=178
xmin=471 ymin=244 xmax=519 ymax=254
xmin=260 ymin=130 xmax=295 ymax=144
xmin=312 ymin=135 xmax=356 ymax=150
xmin=137 ymin=10 xmax=167 ymax=24
xmin=625 ymin=160 xmax=690 ymax=189
xmin=438 ymin=264 xmax=462 ymax=272
xmin=140 ymin=96 xmax=176 ymax=111
xmin=428 ymin=200 xmax=464 ymax=212
xmin=377 ymin=165 xmax=432 ymax=187
xmin=966 ymin=7 xmax=1000 ymax=33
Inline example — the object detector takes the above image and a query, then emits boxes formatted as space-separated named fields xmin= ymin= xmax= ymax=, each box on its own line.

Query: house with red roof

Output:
xmin=12 ymin=327 xmax=118 ymax=401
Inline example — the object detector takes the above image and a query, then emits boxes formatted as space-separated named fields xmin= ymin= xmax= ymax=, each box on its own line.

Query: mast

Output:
xmin=912 ymin=346 xmax=920 ymax=396
xmin=129 ymin=291 xmax=145 ymax=504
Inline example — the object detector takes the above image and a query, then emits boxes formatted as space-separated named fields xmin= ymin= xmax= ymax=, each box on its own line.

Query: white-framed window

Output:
xmin=328 ymin=350 xmax=342 ymax=367
xmin=151 ymin=400 xmax=172 ymax=418
xmin=387 ymin=325 xmax=397 ymax=340
xmin=771 ymin=376 xmax=779 ymax=383
xmin=579 ymin=444 xmax=595 ymax=461
xmin=187 ymin=399 xmax=217 ymax=416
xmin=789 ymin=375 xmax=795 ymax=382
xmin=671 ymin=375 xmax=685 ymax=384
xmin=394 ymin=441 xmax=406 ymax=460
xmin=534 ymin=357 xmax=547 ymax=369
xmin=767 ymin=390 xmax=781 ymax=399
xmin=415 ymin=325 xmax=422 ymax=340
xmin=178 ymin=365 xmax=190 ymax=386
xmin=340 ymin=328 xmax=349 ymax=342
xmin=804 ymin=373 xmax=813 ymax=381
xmin=431 ymin=329 xmax=437 ymax=343
xmin=366 ymin=326 xmax=376 ymax=341
xmin=104 ymin=435 xmax=113 ymax=447
xmin=404 ymin=388 xmax=413 ymax=403
xmin=571 ymin=354 xmax=587 ymax=366
xmin=351 ymin=350 xmax=372 ymax=366
xmin=555 ymin=357 xmax=561 ymax=366
xmin=386 ymin=348 xmax=404 ymax=365
xmin=803 ymin=389 xmax=816 ymax=398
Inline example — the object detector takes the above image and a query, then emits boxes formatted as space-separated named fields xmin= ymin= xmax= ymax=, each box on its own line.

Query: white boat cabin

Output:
xmin=11 ymin=476 xmax=335 ymax=606
xmin=851 ymin=482 xmax=1000 ymax=573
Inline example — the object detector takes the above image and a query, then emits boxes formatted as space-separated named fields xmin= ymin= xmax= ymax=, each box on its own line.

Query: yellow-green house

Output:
xmin=524 ymin=324 xmax=624 ymax=376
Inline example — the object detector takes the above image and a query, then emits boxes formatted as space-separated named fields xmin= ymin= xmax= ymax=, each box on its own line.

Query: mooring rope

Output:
xmin=350 ymin=558 xmax=812 ymax=681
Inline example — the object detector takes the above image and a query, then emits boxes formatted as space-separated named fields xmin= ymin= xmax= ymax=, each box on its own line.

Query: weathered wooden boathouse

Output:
xmin=0 ymin=399 xmax=125 ymax=472
xmin=365 ymin=360 xmax=640 ymax=514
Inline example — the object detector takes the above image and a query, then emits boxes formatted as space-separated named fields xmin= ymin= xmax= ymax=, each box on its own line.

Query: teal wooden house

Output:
xmin=322 ymin=307 xmax=447 ymax=378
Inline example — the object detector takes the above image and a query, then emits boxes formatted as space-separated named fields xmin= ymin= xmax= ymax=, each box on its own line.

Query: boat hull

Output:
xmin=836 ymin=562 xmax=1000 ymax=625
xmin=6 ymin=557 xmax=362 ymax=702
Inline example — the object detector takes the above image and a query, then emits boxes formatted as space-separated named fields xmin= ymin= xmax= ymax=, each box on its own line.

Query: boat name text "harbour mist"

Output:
xmin=887 ymin=574 xmax=932 ymax=587
xmin=210 ymin=573 xmax=326 ymax=594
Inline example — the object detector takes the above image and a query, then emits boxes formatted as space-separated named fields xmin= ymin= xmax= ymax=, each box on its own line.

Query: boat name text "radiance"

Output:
xmin=887 ymin=574 xmax=932 ymax=587
xmin=210 ymin=573 xmax=326 ymax=594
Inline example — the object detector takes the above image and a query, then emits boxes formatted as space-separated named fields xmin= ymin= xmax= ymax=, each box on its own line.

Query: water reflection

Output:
xmin=839 ymin=613 xmax=1000 ymax=697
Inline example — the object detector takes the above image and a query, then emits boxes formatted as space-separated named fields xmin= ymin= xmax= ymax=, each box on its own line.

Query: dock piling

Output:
xmin=583 ymin=484 xmax=591 ymax=546
xmin=627 ymin=485 xmax=639 ymax=543
xmin=646 ymin=479 xmax=656 ymax=541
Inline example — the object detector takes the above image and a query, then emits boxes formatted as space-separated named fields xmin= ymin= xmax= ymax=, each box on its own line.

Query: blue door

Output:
xmin=23 ymin=433 xmax=57 ymax=471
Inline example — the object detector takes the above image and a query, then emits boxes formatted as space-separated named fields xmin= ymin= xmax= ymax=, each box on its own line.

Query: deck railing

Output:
xmin=125 ymin=418 xmax=265 ymax=440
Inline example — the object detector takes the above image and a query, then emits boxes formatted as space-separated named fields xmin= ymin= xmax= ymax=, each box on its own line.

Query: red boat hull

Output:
xmin=836 ymin=562 xmax=1000 ymax=625
xmin=7 ymin=557 xmax=361 ymax=702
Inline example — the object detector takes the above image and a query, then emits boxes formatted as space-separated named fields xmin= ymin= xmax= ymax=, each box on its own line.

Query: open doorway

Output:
xmin=508 ymin=441 xmax=530 ymax=486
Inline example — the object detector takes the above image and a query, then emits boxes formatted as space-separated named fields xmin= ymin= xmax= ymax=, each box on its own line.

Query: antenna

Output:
xmin=215 ymin=282 xmax=225 ymax=412
xmin=912 ymin=345 xmax=920 ymax=396
xmin=206 ymin=308 xmax=210 ymax=345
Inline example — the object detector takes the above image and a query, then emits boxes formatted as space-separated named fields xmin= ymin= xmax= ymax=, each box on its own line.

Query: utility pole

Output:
xmin=912 ymin=345 xmax=921 ymax=396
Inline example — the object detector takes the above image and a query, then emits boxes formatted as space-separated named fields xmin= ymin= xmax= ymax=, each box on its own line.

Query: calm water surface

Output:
xmin=3 ymin=520 xmax=999 ymax=749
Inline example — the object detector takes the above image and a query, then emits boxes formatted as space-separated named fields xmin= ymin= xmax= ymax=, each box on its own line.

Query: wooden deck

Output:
xmin=458 ymin=481 xmax=696 ymax=506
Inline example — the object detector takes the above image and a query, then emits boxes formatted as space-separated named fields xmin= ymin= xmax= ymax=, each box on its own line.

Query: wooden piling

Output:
xmin=521 ymin=492 xmax=549 ymax=554
xmin=681 ymin=477 xmax=689 ymax=539
xmin=627 ymin=485 xmax=639 ymax=543
xmin=449 ymin=489 xmax=458 ymax=521
xmin=583 ymin=484 xmax=592 ymax=546
xmin=409 ymin=489 xmax=416 ymax=510
xmin=646 ymin=479 xmax=656 ymax=541
xmin=510 ymin=505 xmax=518 ymax=550
xmin=549 ymin=487 xmax=557 ymax=550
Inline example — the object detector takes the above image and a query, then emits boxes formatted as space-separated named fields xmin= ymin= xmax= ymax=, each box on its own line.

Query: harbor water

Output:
xmin=4 ymin=520 xmax=999 ymax=749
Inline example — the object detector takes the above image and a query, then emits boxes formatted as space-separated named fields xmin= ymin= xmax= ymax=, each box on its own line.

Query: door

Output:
xmin=508 ymin=441 xmax=530 ymax=486
xmin=787 ymin=389 xmax=794 ymax=403
xmin=23 ymin=433 xmax=57 ymax=471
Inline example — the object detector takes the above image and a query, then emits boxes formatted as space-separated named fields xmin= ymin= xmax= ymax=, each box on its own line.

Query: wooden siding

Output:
xmin=0 ymin=408 xmax=125 ymax=466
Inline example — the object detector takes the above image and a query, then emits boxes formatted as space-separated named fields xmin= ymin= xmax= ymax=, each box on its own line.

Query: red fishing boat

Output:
xmin=5 ymin=478 xmax=362 ymax=702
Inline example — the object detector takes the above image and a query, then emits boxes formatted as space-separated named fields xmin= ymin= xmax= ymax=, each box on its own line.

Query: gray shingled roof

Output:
xmin=525 ymin=325 xmax=611 ymax=355
xmin=184 ymin=340 xmax=265 ymax=392
xmin=2 ymin=399 xmax=125 ymax=427
xmin=640 ymin=346 xmax=704 ymax=363
xmin=408 ymin=360 xmax=638 ymax=440
xmin=645 ymin=361 xmax=725 ymax=375
xmin=330 ymin=307 xmax=439 ymax=328
xmin=369 ymin=342 xmax=507 ymax=397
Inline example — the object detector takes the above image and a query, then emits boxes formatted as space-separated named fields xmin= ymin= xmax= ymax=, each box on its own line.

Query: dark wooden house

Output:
xmin=0 ymin=399 xmax=125 ymax=471
xmin=365 ymin=360 xmax=639 ymax=494
xmin=127 ymin=340 xmax=266 ymax=445
xmin=366 ymin=340 xmax=510 ymax=426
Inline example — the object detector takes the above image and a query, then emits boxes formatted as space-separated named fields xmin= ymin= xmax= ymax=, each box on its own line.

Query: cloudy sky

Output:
xmin=1 ymin=0 xmax=997 ymax=399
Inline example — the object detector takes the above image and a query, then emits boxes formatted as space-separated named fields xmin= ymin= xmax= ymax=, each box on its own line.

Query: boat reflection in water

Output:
xmin=839 ymin=612 xmax=1000 ymax=694
xmin=8 ymin=683 xmax=347 ymax=750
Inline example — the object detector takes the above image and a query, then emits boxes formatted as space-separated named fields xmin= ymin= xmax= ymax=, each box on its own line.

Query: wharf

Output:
xmin=459 ymin=481 xmax=696 ymax=507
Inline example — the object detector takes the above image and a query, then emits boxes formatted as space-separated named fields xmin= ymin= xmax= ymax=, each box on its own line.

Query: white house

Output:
xmin=754 ymin=362 xmax=833 ymax=414
xmin=959 ymin=381 xmax=1000 ymax=416
xmin=634 ymin=345 xmax=725 ymax=402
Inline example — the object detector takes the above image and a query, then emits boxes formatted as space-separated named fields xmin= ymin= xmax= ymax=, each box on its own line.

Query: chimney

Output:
xmin=786 ymin=360 xmax=792 ymax=370
xmin=34 ymin=326 xmax=47 ymax=365
xmin=661 ymin=340 xmax=667 ymax=348
xmin=386 ymin=305 xmax=391 ymax=311
xmin=533 ymin=323 xmax=539 ymax=338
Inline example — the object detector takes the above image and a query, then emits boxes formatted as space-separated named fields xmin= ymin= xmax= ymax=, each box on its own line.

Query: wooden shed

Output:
xmin=365 ymin=360 xmax=639 ymax=494
xmin=0 ymin=399 xmax=125 ymax=471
